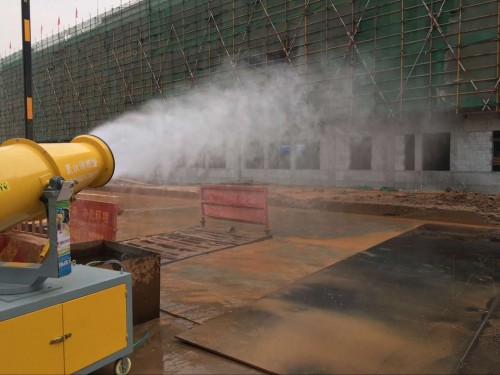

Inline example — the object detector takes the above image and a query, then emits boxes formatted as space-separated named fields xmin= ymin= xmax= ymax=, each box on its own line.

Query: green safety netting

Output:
xmin=0 ymin=0 xmax=498 ymax=141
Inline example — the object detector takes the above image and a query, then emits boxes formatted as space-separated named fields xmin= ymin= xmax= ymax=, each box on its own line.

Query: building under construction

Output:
xmin=0 ymin=0 xmax=499 ymax=192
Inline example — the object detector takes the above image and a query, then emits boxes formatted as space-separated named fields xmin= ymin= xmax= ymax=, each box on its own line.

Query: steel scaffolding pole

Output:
xmin=32 ymin=76 xmax=48 ymax=140
xmin=387 ymin=0 xmax=448 ymax=118
xmin=251 ymin=0 xmax=316 ymax=111
xmin=137 ymin=39 xmax=167 ymax=98
xmin=192 ymin=16 xmax=211 ymax=77
xmin=482 ymin=78 xmax=500 ymax=112
xmin=208 ymin=10 xmax=241 ymax=80
xmin=170 ymin=25 xmax=201 ymax=87
xmin=45 ymin=67 xmax=69 ymax=138
xmin=86 ymin=57 xmax=112 ymax=120
xmin=64 ymin=57 xmax=89 ymax=130
xmin=420 ymin=0 xmax=492 ymax=111
xmin=233 ymin=0 xmax=259 ymax=65
xmin=332 ymin=0 xmax=371 ymax=79
xmin=315 ymin=1 xmax=372 ymax=121
xmin=1 ymin=86 xmax=18 ymax=139
xmin=455 ymin=0 xmax=462 ymax=113
xmin=329 ymin=0 xmax=389 ymax=110
xmin=111 ymin=48 xmax=137 ymax=111
xmin=257 ymin=0 xmax=292 ymax=64
xmin=287 ymin=0 xmax=311 ymax=57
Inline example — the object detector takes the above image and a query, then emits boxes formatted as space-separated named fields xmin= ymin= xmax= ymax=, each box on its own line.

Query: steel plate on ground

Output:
xmin=120 ymin=227 xmax=272 ymax=265
xmin=177 ymin=224 xmax=500 ymax=374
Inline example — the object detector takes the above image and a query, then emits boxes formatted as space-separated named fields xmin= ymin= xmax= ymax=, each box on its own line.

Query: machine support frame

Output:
xmin=0 ymin=177 xmax=74 ymax=295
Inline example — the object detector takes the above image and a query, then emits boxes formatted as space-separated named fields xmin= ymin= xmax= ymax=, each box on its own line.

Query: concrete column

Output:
xmin=321 ymin=126 xmax=336 ymax=186
xmin=415 ymin=134 xmax=423 ymax=171
xmin=372 ymin=133 xmax=396 ymax=186
xmin=394 ymin=135 xmax=405 ymax=171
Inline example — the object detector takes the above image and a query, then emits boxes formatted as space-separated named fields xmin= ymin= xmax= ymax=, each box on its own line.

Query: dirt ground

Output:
xmin=270 ymin=185 xmax=500 ymax=214
xmin=105 ymin=180 xmax=500 ymax=226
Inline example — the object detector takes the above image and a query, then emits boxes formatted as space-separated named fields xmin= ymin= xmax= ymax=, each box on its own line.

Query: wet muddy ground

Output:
xmin=178 ymin=224 xmax=500 ymax=374
xmin=90 ymin=185 xmax=500 ymax=374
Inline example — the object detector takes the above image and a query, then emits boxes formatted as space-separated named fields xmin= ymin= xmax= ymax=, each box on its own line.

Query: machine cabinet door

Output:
xmin=62 ymin=284 xmax=128 ymax=374
xmin=0 ymin=304 xmax=65 ymax=374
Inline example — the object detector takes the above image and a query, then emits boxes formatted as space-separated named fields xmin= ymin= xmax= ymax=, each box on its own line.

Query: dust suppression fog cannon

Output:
xmin=0 ymin=135 xmax=114 ymax=294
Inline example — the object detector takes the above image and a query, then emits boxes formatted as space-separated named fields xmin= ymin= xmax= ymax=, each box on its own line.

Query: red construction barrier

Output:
xmin=0 ymin=199 xmax=117 ymax=259
xmin=70 ymin=199 xmax=118 ymax=243
xmin=200 ymin=185 xmax=269 ymax=232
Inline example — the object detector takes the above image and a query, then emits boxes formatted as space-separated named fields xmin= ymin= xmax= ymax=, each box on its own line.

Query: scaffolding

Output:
xmin=0 ymin=0 xmax=499 ymax=142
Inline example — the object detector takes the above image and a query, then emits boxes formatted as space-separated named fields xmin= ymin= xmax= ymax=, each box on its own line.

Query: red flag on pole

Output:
xmin=9 ymin=42 xmax=11 ymax=49
xmin=57 ymin=16 xmax=60 ymax=26
xmin=75 ymin=8 xmax=78 ymax=19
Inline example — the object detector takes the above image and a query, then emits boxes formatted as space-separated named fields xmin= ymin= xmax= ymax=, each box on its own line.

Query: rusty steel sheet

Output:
xmin=201 ymin=185 xmax=269 ymax=232
xmin=177 ymin=224 xmax=500 ymax=374
xmin=120 ymin=227 xmax=272 ymax=265
xmin=71 ymin=240 xmax=161 ymax=325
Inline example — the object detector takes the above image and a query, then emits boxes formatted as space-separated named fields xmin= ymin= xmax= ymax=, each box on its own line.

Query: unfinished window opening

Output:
xmin=247 ymin=54 xmax=266 ymax=68
xmin=191 ymin=151 xmax=206 ymax=168
xmin=267 ymin=49 xmax=287 ymax=64
xmin=245 ymin=141 xmax=264 ymax=169
xmin=493 ymin=131 xmax=500 ymax=172
xmin=268 ymin=142 xmax=291 ymax=169
xmin=404 ymin=134 xmax=415 ymax=171
xmin=207 ymin=145 xmax=226 ymax=169
xmin=422 ymin=133 xmax=450 ymax=171
xmin=296 ymin=141 xmax=320 ymax=170
xmin=174 ymin=151 xmax=186 ymax=168
xmin=349 ymin=137 xmax=372 ymax=170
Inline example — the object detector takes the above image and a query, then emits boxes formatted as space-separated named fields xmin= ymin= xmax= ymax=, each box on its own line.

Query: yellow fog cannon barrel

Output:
xmin=0 ymin=134 xmax=114 ymax=232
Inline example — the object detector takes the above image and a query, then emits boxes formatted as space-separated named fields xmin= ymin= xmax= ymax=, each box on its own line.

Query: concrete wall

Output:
xmin=156 ymin=114 xmax=500 ymax=193
xmin=452 ymin=132 xmax=491 ymax=172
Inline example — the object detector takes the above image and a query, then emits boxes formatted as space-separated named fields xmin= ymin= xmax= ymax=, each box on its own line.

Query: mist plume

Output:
xmin=92 ymin=69 xmax=319 ymax=181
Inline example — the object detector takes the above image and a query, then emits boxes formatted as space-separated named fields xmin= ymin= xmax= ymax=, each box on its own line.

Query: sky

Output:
xmin=0 ymin=0 xmax=126 ymax=56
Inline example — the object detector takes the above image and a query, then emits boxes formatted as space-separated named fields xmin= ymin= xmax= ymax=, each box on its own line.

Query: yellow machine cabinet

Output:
xmin=64 ymin=284 xmax=127 ymax=373
xmin=0 ymin=304 xmax=64 ymax=374
xmin=0 ymin=265 xmax=133 ymax=375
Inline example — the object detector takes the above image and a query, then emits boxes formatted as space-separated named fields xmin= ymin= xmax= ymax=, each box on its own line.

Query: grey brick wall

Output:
xmin=452 ymin=131 xmax=491 ymax=172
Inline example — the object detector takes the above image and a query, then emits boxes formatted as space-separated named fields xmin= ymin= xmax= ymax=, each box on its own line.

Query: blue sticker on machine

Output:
xmin=58 ymin=252 xmax=72 ymax=277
